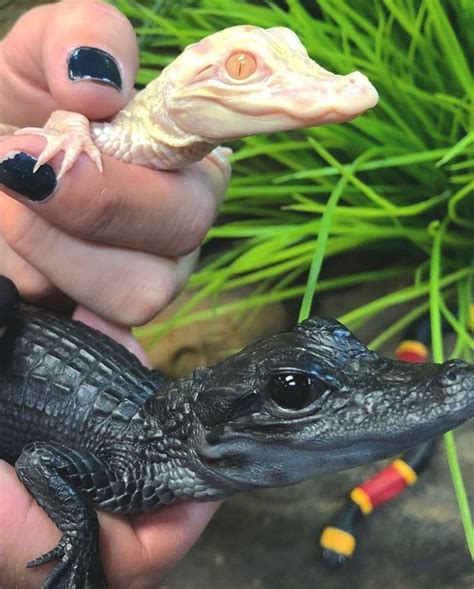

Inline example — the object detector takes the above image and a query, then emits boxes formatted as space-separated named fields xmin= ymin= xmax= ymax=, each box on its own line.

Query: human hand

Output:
xmin=0 ymin=0 xmax=228 ymax=326
xmin=0 ymin=2 xmax=224 ymax=586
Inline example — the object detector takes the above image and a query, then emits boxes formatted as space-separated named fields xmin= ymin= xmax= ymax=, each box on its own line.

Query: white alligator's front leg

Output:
xmin=206 ymin=146 xmax=233 ymax=180
xmin=14 ymin=110 xmax=103 ymax=179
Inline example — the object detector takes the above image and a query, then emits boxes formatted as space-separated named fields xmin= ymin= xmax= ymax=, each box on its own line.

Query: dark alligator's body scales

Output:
xmin=0 ymin=306 xmax=160 ymax=465
xmin=1 ymin=296 xmax=473 ymax=589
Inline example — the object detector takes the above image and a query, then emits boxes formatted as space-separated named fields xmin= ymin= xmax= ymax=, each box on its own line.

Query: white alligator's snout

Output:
xmin=291 ymin=69 xmax=379 ymax=124
xmin=338 ymin=71 xmax=379 ymax=110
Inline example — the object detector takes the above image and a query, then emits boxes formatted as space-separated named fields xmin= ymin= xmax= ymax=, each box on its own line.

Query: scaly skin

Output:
xmin=0 ymin=277 xmax=473 ymax=588
xmin=0 ymin=26 xmax=378 ymax=178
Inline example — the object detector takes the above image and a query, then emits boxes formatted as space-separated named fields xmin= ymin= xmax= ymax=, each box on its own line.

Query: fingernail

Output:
xmin=0 ymin=152 xmax=57 ymax=202
xmin=68 ymin=47 xmax=122 ymax=90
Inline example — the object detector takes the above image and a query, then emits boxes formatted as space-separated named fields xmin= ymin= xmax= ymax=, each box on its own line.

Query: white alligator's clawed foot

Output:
xmin=15 ymin=110 xmax=103 ymax=179
xmin=207 ymin=146 xmax=233 ymax=180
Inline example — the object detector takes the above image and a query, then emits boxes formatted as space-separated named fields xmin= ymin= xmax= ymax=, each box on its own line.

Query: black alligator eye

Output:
xmin=446 ymin=370 xmax=457 ymax=382
xmin=268 ymin=372 xmax=330 ymax=411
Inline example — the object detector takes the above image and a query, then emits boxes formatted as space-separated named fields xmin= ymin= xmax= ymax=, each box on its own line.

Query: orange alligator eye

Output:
xmin=225 ymin=52 xmax=257 ymax=80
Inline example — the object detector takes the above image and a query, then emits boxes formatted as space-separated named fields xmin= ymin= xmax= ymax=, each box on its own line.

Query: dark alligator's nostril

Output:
xmin=446 ymin=370 xmax=458 ymax=382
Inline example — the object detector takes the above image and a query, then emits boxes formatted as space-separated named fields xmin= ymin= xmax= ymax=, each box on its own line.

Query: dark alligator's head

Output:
xmin=150 ymin=317 xmax=474 ymax=497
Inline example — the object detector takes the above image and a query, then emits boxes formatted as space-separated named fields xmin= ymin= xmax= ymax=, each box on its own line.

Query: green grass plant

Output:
xmin=109 ymin=0 xmax=474 ymax=556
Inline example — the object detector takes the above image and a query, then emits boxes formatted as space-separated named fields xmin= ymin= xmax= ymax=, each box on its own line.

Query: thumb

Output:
xmin=0 ymin=0 xmax=139 ymax=125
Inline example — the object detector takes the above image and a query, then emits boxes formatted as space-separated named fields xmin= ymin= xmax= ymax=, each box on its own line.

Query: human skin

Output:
xmin=0 ymin=0 xmax=228 ymax=326
xmin=0 ymin=1 xmax=224 ymax=586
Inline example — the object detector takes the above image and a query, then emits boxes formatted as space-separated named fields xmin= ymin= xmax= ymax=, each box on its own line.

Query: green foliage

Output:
xmin=113 ymin=0 xmax=473 ymax=339
xmin=110 ymin=0 xmax=473 ymax=552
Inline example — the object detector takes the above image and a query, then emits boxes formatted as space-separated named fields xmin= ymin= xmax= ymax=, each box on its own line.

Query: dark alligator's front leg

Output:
xmin=16 ymin=442 xmax=108 ymax=589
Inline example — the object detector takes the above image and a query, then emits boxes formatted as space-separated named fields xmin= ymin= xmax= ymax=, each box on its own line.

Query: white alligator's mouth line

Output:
xmin=297 ymin=108 xmax=362 ymax=122
xmin=260 ymin=101 xmax=375 ymax=123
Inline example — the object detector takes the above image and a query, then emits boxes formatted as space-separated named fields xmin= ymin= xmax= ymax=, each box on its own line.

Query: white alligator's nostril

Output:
xmin=341 ymin=72 xmax=379 ymax=106
xmin=344 ymin=72 xmax=367 ymax=89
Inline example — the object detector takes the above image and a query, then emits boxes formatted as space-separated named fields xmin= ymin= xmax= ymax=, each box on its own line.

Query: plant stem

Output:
xmin=430 ymin=219 xmax=474 ymax=560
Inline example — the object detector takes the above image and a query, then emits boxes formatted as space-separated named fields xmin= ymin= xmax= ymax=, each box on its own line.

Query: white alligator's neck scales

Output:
xmin=90 ymin=76 xmax=217 ymax=170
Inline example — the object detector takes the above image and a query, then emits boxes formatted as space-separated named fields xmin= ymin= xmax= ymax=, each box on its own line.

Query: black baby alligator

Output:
xmin=0 ymin=276 xmax=473 ymax=589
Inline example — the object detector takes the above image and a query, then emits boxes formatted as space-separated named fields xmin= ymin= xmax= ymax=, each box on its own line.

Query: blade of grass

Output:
xmin=429 ymin=219 xmax=474 ymax=560
xmin=298 ymin=151 xmax=370 ymax=321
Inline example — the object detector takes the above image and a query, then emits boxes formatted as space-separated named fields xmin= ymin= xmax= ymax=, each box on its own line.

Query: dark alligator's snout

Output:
xmin=440 ymin=357 xmax=474 ymax=385
xmin=332 ymin=355 xmax=474 ymax=458
xmin=435 ymin=358 xmax=474 ymax=418
xmin=191 ymin=316 xmax=474 ymax=492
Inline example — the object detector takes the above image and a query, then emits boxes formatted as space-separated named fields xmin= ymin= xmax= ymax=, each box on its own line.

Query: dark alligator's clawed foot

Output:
xmin=29 ymin=535 xmax=107 ymax=589
xmin=26 ymin=540 xmax=66 ymax=568
xmin=16 ymin=442 xmax=108 ymax=588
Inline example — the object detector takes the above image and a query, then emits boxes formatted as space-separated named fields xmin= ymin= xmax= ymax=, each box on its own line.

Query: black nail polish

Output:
xmin=0 ymin=152 xmax=57 ymax=202
xmin=68 ymin=47 xmax=122 ymax=90
xmin=0 ymin=276 xmax=20 ymax=327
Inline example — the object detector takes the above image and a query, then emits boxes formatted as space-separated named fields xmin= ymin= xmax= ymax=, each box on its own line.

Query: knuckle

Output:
xmin=13 ymin=268 xmax=55 ymax=302
xmin=72 ymin=187 xmax=120 ymax=241
xmin=172 ymin=194 xmax=216 ymax=256
xmin=2 ymin=210 xmax=44 ymax=260
xmin=175 ymin=250 xmax=199 ymax=293
xmin=108 ymin=271 xmax=176 ymax=327
xmin=0 ymin=215 xmax=55 ymax=301
xmin=188 ymin=209 xmax=214 ymax=249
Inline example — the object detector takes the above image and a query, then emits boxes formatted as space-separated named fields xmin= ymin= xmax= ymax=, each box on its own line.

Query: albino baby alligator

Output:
xmin=0 ymin=25 xmax=378 ymax=176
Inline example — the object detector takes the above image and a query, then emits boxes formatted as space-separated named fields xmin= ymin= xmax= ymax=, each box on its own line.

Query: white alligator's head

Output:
xmin=159 ymin=25 xmax=379 ymax=141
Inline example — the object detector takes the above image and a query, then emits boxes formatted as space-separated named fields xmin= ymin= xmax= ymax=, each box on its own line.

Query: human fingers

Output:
xmin=0 ymin=199 xmax=200 ymax=325
xmin=0 ymin=231 xmax=61 ymax=303
xmin=73 ymin=305 xmax=152 ymax=366
xmin=0 ymin=136 xmax=227 ymax=258
xmin=0 ymin=0 xmax=138 ymax=125
xmin=98 ymin=502 xmax=220 ymax=589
